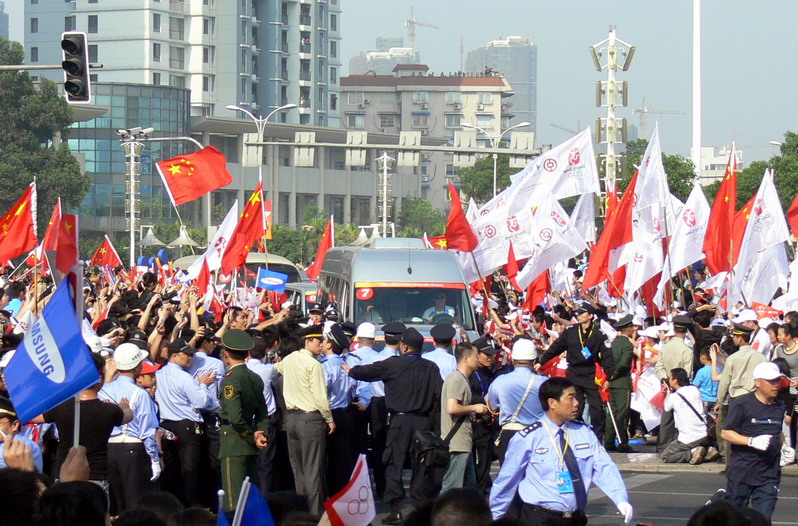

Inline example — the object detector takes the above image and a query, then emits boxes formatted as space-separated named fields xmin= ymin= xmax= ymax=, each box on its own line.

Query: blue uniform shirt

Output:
xmin=423 ymin=347 xmax=457 ymax=381
xmin=99 ymin=375 xmax=160 ymax=463
xmin=489 ymin=413 xmax=629 ymax=519
xmin=155 ymin=361 xmax=218 ymax=422
xmin=342 ymin=352 xmax=373 ymax=406
xmin=693 ymin=364 xmax=720 ymax=403
xmin=0 ymin=434 xmax=43 ymax=471
xmin=246 ymin=358 xmax=277 ymax=416
xmin=319 ymin=354 xmax=357 ymax=410
xmin=350 ymin=345 xmax=395 ymax=398
xmin=187 ymin=351 xmax=225 ymax=401
xmin=487 ymin=368 xmax=546 ymax=426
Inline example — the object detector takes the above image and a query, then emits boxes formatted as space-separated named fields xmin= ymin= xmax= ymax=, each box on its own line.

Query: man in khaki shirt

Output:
xmin=656 ymin=316 xmax=694 ymax=451
xmin=274 ymin=324 xmax=333 ymax=515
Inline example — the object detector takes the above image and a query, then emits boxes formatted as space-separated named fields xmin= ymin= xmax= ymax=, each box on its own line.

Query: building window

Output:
xmin=30 ymin=18 xmax=38 ymax=33
xmin=64 ymin=16 xmax=76 ymax=31
xmin=412 ymin=114 xmax=428 ymax=127
xmin=347 ymin=114 xmax=365 ymax=129
xmin=445 ymin=113 xmax=462 ymax=128
xmin=88 ymin=0 xmax=97 ymax=3
xmin=88 ymin=15 xmax=98 ymax=33
xmin=30 ymin=47 xmax=38 ymax=63
xmin=330 ymin=14 xmax=337 ymax=31
xmin=169 ymin=17 xmax=185 ymax=40
xmin=30 ymin=0 xmax=38 ymax=4
xmin=412 ymin=91 xmax=429 ymax=104
xmin=203 ymin=75 xmax=213 ymax=92
xmin=169 ymin=74 xmax=186 ymax=88
xmin=153 ymin=13 xmax=161 ymax=32
xmin=240 ymin=49 xmax=247 ymax=70
xmin=153 ymin=72 xmax=161 ymax=85
xmin=241 ymin=20 xmax=247 ymax=43
xmin=153 ymin=43 xmax=161 ymax=62
xmin=476 ymin=114 xmax=493 ymax=129
xmin=330 ymin=94 xmax=337 ymax=110
xmin=347 ymin=91 xmax=363 ymax=105
xmin=330 ymin=41 xmax=337 ymax=58
xmin=203 ymin=47 xmax=214 ymax=64
xmin=241 ymin=78 xmax=247 ymax=97
xmin=477 ymin=92 xmax=493 ymax=104
xmin=88 ymin=44 xmax=98 ymax=63
xmin=169 ymin=46 xmax=185 ymax=69
xmin=380 ymin=92 xmax=397 ymax=104
xmin=330 ymin=67 xmax=337 ymax=84
xmin=379 ymin=115 xmax=395 ymax=128
xmin=445 ymin=91 xmax=461 ymax=104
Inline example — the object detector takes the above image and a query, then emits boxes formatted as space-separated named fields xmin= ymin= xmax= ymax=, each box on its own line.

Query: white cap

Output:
xmin=113 ymin=343 xmax=148 ymax=371
xmin=759 ymin=317 xmax=778 ymax=329
xmin=511 ymin=339 xmax=537 ymax=361
xmin=753 ymin=362 xmax=784 ymax=381
xmin=732 ymin=309 xmax=758 ymax=324
xmin=0 ymin=350 xmax=16 ymax=368
xmin=639 ymin=327 xmax=660 ymax=339
xmin=356 ymin=322 xmax=376 ymax=339
xmin=281 ymin=301 xmax=293 ymax=310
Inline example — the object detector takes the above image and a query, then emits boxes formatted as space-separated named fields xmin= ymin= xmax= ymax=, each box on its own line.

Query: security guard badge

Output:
xmin=224 ymin=385 xmax=235 ymax=399
xmin=556 ymin=470 xmax=574 ymax=494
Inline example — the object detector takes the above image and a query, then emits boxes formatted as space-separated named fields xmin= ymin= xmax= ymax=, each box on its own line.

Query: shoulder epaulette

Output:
xmin=519 ymin=421 xmax=542 ymax=437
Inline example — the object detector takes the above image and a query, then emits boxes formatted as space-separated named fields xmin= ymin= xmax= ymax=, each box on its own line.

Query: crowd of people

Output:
xmin=0 ymin=262 xmax=793 ymax=525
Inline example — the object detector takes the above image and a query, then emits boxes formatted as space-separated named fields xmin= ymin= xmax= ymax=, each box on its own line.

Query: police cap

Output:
xmin=672 ymin=315 xmax=692 ymax=329
xmin=430 ymin=324 xmax=456 ymax=342
xmin=401 ymin=327 xmax=424 ymax=351
xmin=614 ymin=314 xmax=634 ymax=330
xmin=731 ymin=323 xmax=755 ymax=336
xmin=472 ymin=336 xmax=498 ymax=355
xmin=167 ymin=338 xmax=195 ymax=356
xmin=297 ymin=324 xmax=324 ymax=341
xmin=381 ymin=322 xmax=407 ymax=337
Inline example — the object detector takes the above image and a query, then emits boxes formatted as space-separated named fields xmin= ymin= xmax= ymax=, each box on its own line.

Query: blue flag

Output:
xmin=239 ymin=483 xmax=275 ymax=526
xmin=4 ymin=278 xmax=100 ymax=424
xmin=256 ymin=268 xmax=288 ymax=293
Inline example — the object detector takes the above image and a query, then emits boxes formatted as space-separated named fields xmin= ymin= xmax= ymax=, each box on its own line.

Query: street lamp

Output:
xmin=461 ymin=121 xmax=531 ymax=197
xmin=225 ymin=103 xmax=298 ymax=180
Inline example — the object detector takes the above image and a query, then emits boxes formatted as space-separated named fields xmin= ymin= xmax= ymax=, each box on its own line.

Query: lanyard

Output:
xmin=475 ymin=370 xmax=486 ymax=394
xmin=542 ymin=420 xmax=570 ymax=470
xmin=578 ymin=325 xmax=594 ymax=348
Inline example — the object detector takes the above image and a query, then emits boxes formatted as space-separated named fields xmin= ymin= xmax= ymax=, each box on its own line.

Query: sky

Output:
xmin=5 ymin=0 xmax=797 ymax=164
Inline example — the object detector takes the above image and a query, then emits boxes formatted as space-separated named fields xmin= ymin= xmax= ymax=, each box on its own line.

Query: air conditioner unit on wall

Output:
xmin=421 ymin=102 xmax=429 ymax=109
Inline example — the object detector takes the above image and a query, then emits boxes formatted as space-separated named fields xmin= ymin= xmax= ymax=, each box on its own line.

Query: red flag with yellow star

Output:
xmin=155 ymin=146 xmax=233 ymax=206
xmin=55 ymin=214 xmax=78 ymax=274
xmin=428 ymin=235 xmax=448 ymax=249
xmin=220 ymin=182 xmax=265 ymax=275
xmin=89 ymin=235 xmax=123 ymax=269
xmin=703 ymin=145 xmax=737 ymax=274
xmin=0 ymin=182 xmax=37 ymax=263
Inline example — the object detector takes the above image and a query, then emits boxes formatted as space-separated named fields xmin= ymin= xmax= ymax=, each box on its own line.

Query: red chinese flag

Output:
xmin=595 ymin=363 xmax=610 ymax=403
xmin=220 ymin=182 xmax=266 ymax=275
xmin=156 ymin=146 xmax=233 ymax=206
xmin=703 ymin=150 xmax=737 ymax=274
xmin=41 ymin=199 xmax=61 ymax=252
xmin=787 ymin=194 xmax=798 ymax=241
xmin=444 ymin=182 xmax=478 ymax=252
xmin=428 ymin=235 xmax=448 ymax=249
xmin=196 ymin=257 xmax=211 ymax=297
xmin=89 ymin=235 xmax=123 ymax=269
xmin=504 ymin=242 xmax=521 ymax=291
xmin=0 ymin=183 xmax=38 ymax=263
xmin=582 ymin=172 xmax=638 ymax=290
xmin=305 ymin=219 xmax=333 ymax=281
xmin=55 ymin=214 xmax=79 ymax=274
xmin=522 ymin=270 xmax=549 ymax=311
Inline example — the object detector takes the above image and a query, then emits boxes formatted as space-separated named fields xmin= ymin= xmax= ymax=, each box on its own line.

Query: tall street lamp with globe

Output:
xmin=461 ymin=121 xmax=531 ymax=197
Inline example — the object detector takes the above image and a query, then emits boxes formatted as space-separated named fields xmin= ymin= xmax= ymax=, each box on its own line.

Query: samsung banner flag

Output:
xmin=4 ymin=278 xmax=100 ymax=424
xmin=256 ymin=268 xmax=289 ymax=293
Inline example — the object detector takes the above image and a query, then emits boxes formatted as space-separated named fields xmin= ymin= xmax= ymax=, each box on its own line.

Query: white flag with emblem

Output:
xmin=323 ymin=453 xmax=375 ymax=526
xmin=184 ymin=200 xmax=239 ymax=279
xmin=570 ymin=193 xmax=597 ymax=245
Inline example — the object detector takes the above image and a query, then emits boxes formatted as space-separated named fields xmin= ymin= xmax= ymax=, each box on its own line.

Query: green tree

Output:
xmin=0 ymin=37 xmax=89 ymax=232
xmin=399 ymin=198 xmax=445 ymax=235
xmin=268 ymin=224 xmax=303 ymax=263
xmin=457 ymin=154 xmax=516 ymax=204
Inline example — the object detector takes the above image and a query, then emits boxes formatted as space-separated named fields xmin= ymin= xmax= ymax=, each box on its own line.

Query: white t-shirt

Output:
xmin=664 ymin=384 xmax=707 ymax=445
xmin=751 ymin=329 xmax=772 ymax=357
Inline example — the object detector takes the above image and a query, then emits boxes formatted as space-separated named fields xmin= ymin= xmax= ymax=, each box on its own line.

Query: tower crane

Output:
xmin=632 ymin=97 xmax=684 ymax=139
xmin=403 ymin=7 xmax=439 ymax=57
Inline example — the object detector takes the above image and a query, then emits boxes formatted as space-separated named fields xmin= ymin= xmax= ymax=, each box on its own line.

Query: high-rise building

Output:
xmin=0 ymin=2 xmax=9 ymax=40
xmin=24 ymin=0 xmax=341 ymax=126
xmin=465 ymin=36 xmax=537 ymax=132
xmin=349 ymin=36 xmax=419 ymax=75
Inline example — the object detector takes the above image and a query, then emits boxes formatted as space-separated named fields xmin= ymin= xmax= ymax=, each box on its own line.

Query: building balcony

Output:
xmin=299 ymin=71 xmax=311 ymax=81
xmin=299 ymin=15 xmax=312 ymax=26
xmin=251 ymin=74 xmax=260 ymax=83
xmin=299 ymin=43 xmax=311 ymax=54
xmin=252 ymin=16 xmax=261 ymax=27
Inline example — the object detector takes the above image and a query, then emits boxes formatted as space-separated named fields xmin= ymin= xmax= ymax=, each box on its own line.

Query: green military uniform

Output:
xmin=604 ymin=317 xmax=634 ymax=451
xmin=219 ymin=330 xmax=271 ymax=512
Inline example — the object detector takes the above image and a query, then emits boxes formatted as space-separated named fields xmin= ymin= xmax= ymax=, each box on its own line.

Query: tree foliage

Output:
xmin=0 ymin=37 xmax=89 ymax=233
xmin=399 ymin=198 xmax=445 ymax=236
xmin=457 ymin=154 xmax=516 ymax=205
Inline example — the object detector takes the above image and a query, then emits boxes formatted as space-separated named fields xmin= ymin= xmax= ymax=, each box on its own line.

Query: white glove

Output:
xmin=748 ymin=434 xmax=771 ymax=451
xmin=780 ymin=445 xmax=795 ymax=466
xmin=617 ymin=502 xmax=633 ymax=524
xmin=150 ymin=460 xmax=162 ymax=481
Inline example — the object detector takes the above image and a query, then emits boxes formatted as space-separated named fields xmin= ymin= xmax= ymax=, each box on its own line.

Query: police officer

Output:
xmin=487 ymin=338 xmax=546 ymax=463
xmin=424 ymin=324 xmax=458 ymax=381
xmin=343 ymin=327 xmax=442 ymax=525
xmin=469 ymin=336 xmax=500 ymax=495
xmin=218 ymin=329 xmax=271 ymax=512
xmin=490 ymin=377 xmax=634 ymax=525
xmin=604 ymin=315 xmax=636 ymax=453
xmin=538 ymin=305 xmax=615 ymax=439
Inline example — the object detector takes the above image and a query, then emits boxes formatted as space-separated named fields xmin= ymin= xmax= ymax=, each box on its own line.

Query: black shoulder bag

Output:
xmin=412 ymin=415 xmax=467 ymax=468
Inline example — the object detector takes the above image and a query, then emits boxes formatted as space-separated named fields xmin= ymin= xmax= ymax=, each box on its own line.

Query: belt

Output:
xmin=108 ymin=436 xmax=143 ymax=444
xmin=391 ymin=412 xmax=427 ymax=417
xmin=526 ymin=504 xmax=584 ymax=519
xmin=502 ymin=422 xmax=527 ymax=431
xmin=287 ymin=409 xmax=320 ymax=414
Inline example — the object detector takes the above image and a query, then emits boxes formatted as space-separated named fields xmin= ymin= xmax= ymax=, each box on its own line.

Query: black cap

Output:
xmin=401 ymin=327 xmax=424 ymax=351
xmin=340 ymin=322 xmax=357 ymax=338
xmin=614 ymin=314 xmax=634 ymax=330
xmin=472 ymin=336 xmax=498 ymax=355
xmin=222 ymin=329 xmax=255 ymax=352
xmin=326 ymin=323 xmax=351 ymax=350
xmin=672 ymin=315 xmax=692 ymax=328
xmin=308 ymin=303 xmax=324 ymax=314
xmin=125 ymin=331 xmax=149 ymax=350
xmin=0 ymin=310 xmax=12 ymax=319
xmin=0 ymin=396 xmax=17 ymax=420
xmin=430 ymin=324 xmax=456 ymax=342
xmin=325 ymin=309 xmax=340 ymax=321
xmin=297 ymin=324 xmax=324 ymax=340
xmin=167 ymin=338 xmax=195 ymax=356
xmin=96 ymin=319 xmax=120 ymax=336
xmin=731 ymin=323 xmax=755 ymax=336
xmin=574 ymin=304 xmax=595 ymax=316
xmin=381 ymin=322 xmax=407 ymax=336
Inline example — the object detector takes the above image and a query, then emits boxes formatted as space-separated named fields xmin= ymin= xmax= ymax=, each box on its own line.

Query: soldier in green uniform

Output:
xmin=219 ymin=329 xmax=271 ymax=512
xmin=604 ymin=315 xmax=637 ymax=453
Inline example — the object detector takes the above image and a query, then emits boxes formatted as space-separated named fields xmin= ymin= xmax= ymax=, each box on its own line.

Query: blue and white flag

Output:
xmin=256 ymin=268 xmax=288 ymax=293
xmin=4 ymin=278 xmax=100 ymax=424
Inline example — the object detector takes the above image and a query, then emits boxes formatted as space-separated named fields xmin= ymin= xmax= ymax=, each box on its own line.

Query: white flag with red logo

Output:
xmin=570 ymin=193 xmax=597 ymax=245
xmin=323 ymin=454 xmax=375 ymax=526
xmin=184 ymin=200 xmax=239 ymax=280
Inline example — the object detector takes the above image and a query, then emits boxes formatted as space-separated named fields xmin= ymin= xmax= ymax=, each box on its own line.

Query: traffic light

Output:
xmin=60 ymin=31 xmax=91 ymax=104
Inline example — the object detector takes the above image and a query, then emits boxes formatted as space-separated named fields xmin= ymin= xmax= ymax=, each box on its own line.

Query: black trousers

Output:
xmin=383 ymin=413 xmax=436 ymax=507
xmin=657 ymin=409 xmax=676 ymax=453
xmin=161 ymin=419 xmax=203 ymax=507
xmin=200 ymin=412 xmax=221 ymax=508
xmin=575 ymin=385 xmax=605 ymax=439
xmin=255 ymin=415 xmax=277 ymax=496
xmin=508 ymin=494 xmax=587 ymax=526
xmin=326 ymin=408 xmax=356 ymax=496
xmin=107 ymin=442 xmax=155 ymax=513
xmin=369 ymin=397 xmax=389 ymax=497
xmin=472 ymin=422 xmax=495 ymax=495
xmin=497 ymin=428 xmax=521 ymax=465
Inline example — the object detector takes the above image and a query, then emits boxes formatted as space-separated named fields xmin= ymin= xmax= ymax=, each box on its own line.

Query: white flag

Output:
xmin=740 ymin=244 xmax=790 ymax=305
xmin=635 ymin=125 xmax=670 ymax=211
xmin=732 ymin=169 xmax=790 ymax=304
xmin=184 ymin=200 xmax=239 ymax=279
xmin=516 ymin=194 xmax=588 ymax=290
xmin=619 ymin=238 xmax=663 ymax=295
xmin=323 ymin=454 xmax=375 ymax=526
xmin=570 ymin=193 xmax=596 ymax=245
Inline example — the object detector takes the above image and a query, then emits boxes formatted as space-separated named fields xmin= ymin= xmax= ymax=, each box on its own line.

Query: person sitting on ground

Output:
xmin=661 ymin=368 xmax=718 ymax=464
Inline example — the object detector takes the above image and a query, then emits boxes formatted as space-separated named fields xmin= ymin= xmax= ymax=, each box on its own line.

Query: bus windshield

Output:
xmin=354 ymin=285 xmax=474 ymax=330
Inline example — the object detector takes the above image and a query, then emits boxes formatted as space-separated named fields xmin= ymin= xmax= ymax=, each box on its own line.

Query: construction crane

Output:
xmin=550 ymin=122 xmax=581 ymax=136
xmin=404 ymin=7 xmax=439 ymax=57
xmin=632 ymin=97 xmax=684 ymax=139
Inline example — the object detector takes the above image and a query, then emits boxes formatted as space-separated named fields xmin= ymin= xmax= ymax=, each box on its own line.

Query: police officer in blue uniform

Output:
xmin=490 ymin=377 xmax=634 ymax=525
xmin=424 ymin=324 xmax=458 ymax=381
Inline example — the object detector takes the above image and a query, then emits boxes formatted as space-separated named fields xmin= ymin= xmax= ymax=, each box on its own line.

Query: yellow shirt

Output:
xmin=275 ymin=348 xmax=332 ymax=423
xmin=717 ymin=345 xmax=767 ymax=402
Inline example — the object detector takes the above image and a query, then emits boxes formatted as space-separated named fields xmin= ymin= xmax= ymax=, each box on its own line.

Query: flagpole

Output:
xmin=32 ymin=253 xmax=39 ymax=317
xmin=171 ymin=207 xmax=196 ymax=256
xmin=231 ymin=476 xmax=252 ymax=526
xmin=73 ymin=218 xmax=85 ymax=449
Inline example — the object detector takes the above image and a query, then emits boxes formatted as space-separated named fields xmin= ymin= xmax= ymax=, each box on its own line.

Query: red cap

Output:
xmin=140 ymin=361 xmax=162 ymax=375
